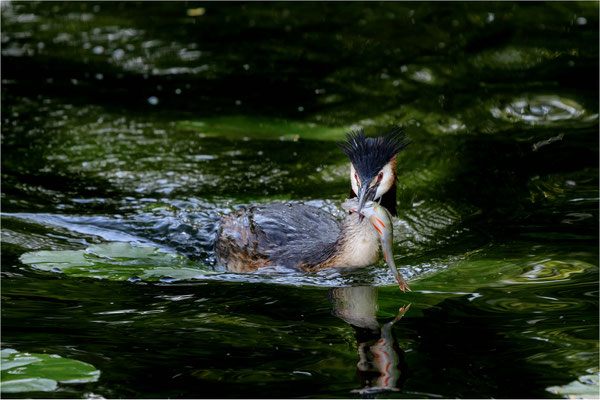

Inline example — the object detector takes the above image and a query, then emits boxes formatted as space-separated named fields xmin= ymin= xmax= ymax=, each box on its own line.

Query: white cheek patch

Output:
xmin=375 ymin=163 xmax=394 ymax=199
xmin=350 ymin=164 xmax=359 ymax=195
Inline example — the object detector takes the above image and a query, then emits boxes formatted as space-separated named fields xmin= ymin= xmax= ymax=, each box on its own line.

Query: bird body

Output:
xmin=215 ymin=202 xmax=379 ymax=272
xmin=215 ymin=128 xmax=410 ymax=279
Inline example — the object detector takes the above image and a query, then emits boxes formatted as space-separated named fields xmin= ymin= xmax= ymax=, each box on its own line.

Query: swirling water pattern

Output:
xmin=1 ymin=2 xmax=598 ymax=398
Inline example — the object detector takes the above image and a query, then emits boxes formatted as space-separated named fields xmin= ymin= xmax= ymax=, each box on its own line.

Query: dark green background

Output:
xmin=1 ymin=2 xmax=598 ymax=398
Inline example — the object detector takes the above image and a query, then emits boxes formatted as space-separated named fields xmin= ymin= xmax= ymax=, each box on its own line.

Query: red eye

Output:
xmin=378 ymin=172 xmax=383 ymax=181
xmin=354 ymin=172 xmax=358 ymax=181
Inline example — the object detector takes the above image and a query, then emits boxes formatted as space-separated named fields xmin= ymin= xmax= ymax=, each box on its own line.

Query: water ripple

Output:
xmin=490 ymin=95 xmax=594 ymax=125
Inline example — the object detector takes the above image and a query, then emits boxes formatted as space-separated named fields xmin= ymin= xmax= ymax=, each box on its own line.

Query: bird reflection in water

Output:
xmin=329 ymin=286 xmax=409 ymax=393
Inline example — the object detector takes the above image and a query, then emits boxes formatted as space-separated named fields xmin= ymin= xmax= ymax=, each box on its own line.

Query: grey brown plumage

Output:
xmin=215 ymin=127 xmax=409 ymax=273
xmin=216 ymin=203 xmax=379 ymax=272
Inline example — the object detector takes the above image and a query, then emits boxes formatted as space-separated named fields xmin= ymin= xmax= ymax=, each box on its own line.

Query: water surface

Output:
xmin=1 ymin=2 xmax=598 ymax=398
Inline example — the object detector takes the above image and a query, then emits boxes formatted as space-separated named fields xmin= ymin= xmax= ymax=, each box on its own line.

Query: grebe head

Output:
xmin=338 ymin=127 xmax=410 ymax=215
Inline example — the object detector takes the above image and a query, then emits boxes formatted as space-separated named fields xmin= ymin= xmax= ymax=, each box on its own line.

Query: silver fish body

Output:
xmin=342 ymin=199 xmax=410 ymax=292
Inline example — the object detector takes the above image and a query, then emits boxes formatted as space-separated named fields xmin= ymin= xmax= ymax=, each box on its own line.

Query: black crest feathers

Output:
xmin=337 ymin=126 xmax=410 ymax=180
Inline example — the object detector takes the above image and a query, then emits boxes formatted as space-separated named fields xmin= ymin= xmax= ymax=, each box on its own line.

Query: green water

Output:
xmin=1 ymin=2 xmax=598 ymax=398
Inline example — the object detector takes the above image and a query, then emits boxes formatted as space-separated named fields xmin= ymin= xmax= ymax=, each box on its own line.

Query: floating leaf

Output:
xmin=0 ymin=349 xmax=100 ymax=393
xmin=547 ymin=373 xmax=600 ymax=399
xmin=20 ymin=242 xmax=217 ymax=281
xmin=0 ymin=378 xmax=58 ymax=393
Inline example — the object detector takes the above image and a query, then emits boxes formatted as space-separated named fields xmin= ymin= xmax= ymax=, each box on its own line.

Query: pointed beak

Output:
xmin=356 ymin=183 xmax=378 ymax=220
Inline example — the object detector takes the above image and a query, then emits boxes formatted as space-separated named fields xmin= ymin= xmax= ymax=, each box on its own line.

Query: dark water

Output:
xmin=1 ymin=2 xmax=598 ymax=398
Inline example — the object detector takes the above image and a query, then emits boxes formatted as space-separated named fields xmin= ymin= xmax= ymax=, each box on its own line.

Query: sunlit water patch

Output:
xmin=471 ymin=46 xmax=569 ymax=71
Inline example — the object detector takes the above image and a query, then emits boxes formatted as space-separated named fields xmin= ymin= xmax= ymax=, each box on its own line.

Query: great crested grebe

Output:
xmin=215 ymin=127 xmax=410 ymax=277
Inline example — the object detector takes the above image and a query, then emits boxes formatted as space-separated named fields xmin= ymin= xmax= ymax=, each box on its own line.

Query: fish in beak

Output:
xmin=366 ymin=203 xmax=410 ymax=292
xmin=342 ymin=198 xmax=411 ymax=292
xmin=355 ymin=182 xmax=379 ymax=222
